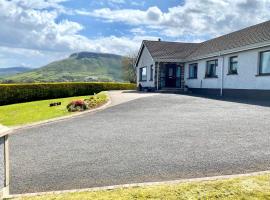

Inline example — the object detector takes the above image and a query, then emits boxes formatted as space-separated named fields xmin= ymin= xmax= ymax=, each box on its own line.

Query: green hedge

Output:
xmin=0 ymin=82 xmax=136 ymax=106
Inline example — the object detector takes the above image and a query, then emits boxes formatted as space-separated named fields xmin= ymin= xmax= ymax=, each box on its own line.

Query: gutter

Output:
xmin=156 ymin=62 xmax=159 ymax=91
xmin=153 ymin=41 xmax=270 ymax=63
xmin=187 ymin=41 xmax=270 ymax=62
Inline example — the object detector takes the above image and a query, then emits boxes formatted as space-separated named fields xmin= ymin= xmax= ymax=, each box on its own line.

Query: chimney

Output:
xmin=158 ymin=38 xmax=161 ymax=42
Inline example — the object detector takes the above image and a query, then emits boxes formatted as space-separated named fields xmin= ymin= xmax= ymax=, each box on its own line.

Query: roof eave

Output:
xmin=154 ymin=58 xmax=185 ymax=63
xmin=186 ymin=40 xmax=270 ymax=62
xmin=134 ymin=42 xmax=145 ymax=67
xmin=135 ymin=41 xmax=156 ymax=67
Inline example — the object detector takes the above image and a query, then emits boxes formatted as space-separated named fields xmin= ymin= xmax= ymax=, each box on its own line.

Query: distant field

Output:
xmin=0 ymin=92 xmax=108 ymax=126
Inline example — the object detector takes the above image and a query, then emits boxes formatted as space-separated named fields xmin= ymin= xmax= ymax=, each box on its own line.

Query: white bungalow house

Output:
xmin=135 ymin=20 xmax=270 ymax=99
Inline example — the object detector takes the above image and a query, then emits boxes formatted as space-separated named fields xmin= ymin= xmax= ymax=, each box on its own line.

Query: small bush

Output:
xmin=67 ymin=92 xmax=109 ymax=112
xmin=0 ymin=82 xmax=136 ymax=105
xmin=67 ymin=100 xmax=89 ymax=112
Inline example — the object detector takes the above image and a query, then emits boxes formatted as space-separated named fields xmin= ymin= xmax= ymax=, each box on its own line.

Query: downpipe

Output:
xmin=220 ymin=52 xmax=224 ymax=97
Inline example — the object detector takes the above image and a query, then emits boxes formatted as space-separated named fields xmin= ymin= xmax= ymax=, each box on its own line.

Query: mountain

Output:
xmin=0 ymin=67 xmax=31 ymax=77
xmin=3 ymin=52 xmax=124 ymax=83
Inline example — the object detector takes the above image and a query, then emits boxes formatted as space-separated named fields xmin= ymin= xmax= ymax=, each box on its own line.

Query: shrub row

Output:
xmin=0 ymin=82 xmax=136 ymax=106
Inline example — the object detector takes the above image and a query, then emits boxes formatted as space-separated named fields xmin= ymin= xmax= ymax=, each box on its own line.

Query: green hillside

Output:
xmin=0 ymin=66 xmax=31 ymax=76
xmin=3 ymin=52 xmax=124 ymax=83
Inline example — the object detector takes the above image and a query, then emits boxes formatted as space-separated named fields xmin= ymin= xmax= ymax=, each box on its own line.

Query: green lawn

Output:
xmin=0 ymin=92 xmax=108 ymax=127
xmin=12 ymin=174 xmax=270 ymax=200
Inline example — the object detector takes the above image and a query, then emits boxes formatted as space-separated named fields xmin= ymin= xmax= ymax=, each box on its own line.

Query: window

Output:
xmin=205 ymin=60 xmax=218 ymax=78
xmin=189 ymin=63 xmax=198 ymax=79
xmin=150 ymin=65 xmax=154 ymax=81
xmin=259 ymin=51 xmax=270 ymax=75
xmin=140 ymin=67 xmax=147 ymax=81
xmin=228 ymin=56 xmax=238 ymax=75
xmin=168 ymin=67 xmax=173 ymax=76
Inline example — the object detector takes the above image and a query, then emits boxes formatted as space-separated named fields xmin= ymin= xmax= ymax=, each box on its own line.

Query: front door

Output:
xmin=166 ymin=65 xmax=176 ymax=87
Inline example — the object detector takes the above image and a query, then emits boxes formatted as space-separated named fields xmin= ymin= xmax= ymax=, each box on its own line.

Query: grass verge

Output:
xmin=12 ymin=174 xmax=270 ymax=200
xmin=0 ymin=92 xmax=109 ymax=127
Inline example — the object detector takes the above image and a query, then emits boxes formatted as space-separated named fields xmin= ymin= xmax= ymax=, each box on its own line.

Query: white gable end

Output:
xmin=136 ymin=46 xmax=155 ymax=88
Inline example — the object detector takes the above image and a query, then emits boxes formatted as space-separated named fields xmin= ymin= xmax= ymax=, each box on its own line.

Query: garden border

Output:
xmin=7 ymin=170 xmax=270 ymax=199
xmin=10 ymin=93 xmax=112 ymax=133
xmin=0 ymin=94 xmax=112 ymax=199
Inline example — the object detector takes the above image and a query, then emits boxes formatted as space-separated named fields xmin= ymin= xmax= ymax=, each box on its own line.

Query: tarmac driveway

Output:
xmin=10 ymin=92 xmax=270 ymax=194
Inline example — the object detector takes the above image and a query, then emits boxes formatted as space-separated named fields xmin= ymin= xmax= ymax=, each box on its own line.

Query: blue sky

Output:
xmin=0 ymin=0 xmax=270 ymax=68
xmin=58 ymin=0 xmax=183 ymax=42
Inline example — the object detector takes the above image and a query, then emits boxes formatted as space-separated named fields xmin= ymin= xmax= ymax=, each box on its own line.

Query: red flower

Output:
xmin=72 ymin=100 xmax=85 ymax=106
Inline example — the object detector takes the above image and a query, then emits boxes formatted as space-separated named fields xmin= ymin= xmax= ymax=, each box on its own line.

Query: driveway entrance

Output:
xmin=10 ymin=92 xmax=270 ymax=194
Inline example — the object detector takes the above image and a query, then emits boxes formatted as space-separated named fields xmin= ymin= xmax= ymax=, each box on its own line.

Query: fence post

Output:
xmin=0 ymin=126 xmax=10 ymax=199
xmin=4 ymin=135 xmax=9 ymax=197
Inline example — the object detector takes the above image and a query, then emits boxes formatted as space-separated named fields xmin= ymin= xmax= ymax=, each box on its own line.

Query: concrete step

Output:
xmin=158 ymin=88 xmax=186 ymax=94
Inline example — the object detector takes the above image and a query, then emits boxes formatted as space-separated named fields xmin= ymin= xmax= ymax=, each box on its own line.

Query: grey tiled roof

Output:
xmin=143 ymin=41 xmax=200 ymax=60
xmin=144 ymin=20 xmax=270 ymax=61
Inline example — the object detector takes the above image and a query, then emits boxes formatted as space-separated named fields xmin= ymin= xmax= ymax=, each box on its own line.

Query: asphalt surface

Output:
xmin=10 ymin=93 xmax=270 ymax=194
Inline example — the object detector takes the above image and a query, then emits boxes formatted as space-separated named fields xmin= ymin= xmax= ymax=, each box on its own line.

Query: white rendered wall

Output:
xmin=185 ymin=46 xmax=270 ymax=90
xmin=185 ymin=57 xmax=221 ymax=89
xmin=137 ymin=47 xmax=155 ymax=88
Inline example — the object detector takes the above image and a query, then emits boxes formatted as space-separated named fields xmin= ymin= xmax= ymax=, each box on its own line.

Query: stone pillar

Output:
xmin=154 ymin=62 xmax=163 ymax=91
xmin=0 ymin=136 xmax=4 ymax=199
xmin=154 ymin=62 xmax=158 ymax=90
xmin=159 ymin=63 xmax=164 ymax=90
xmin=0 ymin=126 xmax=10 ymax=199
xmin=180 ymin=64 xmax=185 ymax=89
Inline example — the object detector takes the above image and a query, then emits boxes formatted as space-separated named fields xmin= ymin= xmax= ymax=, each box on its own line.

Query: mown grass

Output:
xmin=0 ymin=92 xmax=108 ymax=126
xmin=13 ymin=174 xmax=270 ymax=200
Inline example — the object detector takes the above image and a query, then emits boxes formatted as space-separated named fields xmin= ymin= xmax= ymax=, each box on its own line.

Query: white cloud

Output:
xmin=0 ymin=0 xmax=92 ymax=52
xmin=0 ymin=0 xmax=153 ymax=54
xmin=2 ymin=0 xmax=270 ymax=68
xmin=87 ymin=0 xmax=270 ymax=38
xmin=85 ymin=7 xmax=162 ymax=25
xmin=130 ymin=27 xmax=146 ymax=35
xmin=130 ymin=1 xmax=145 ymax=7
xmin=0 ymin=35 xmax=158 ymax=68
xmin=0 ymin=0 xmax=158 ymax=67
xmin=12 ymin=0 xmax=68 ymax=8
xmin=90 ymin=0 xmax=127 ymax=9
xmin=107 ymin=0 xmax=126 ymax=4
xmin=0 ymin=46 xmax=68 ymax=68
xmin=89 ymin=35 xmax=158 ymax=55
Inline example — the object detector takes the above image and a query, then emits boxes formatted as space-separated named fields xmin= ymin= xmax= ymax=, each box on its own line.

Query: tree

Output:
xmin=121 ymin=54 xmax=137 ymax=83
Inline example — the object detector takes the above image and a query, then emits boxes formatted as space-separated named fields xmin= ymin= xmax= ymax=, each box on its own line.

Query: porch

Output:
xmin=155 ymin=62 xmax=185 ymax=91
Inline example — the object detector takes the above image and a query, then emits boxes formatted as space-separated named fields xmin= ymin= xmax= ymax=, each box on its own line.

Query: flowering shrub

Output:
xmin=67 ymin=100 xmax=88 ymax=112
xmin=67 ymin=92 xmax=108 ymax=112
xmin=85 ymin=97 xmax=98 ymax=108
